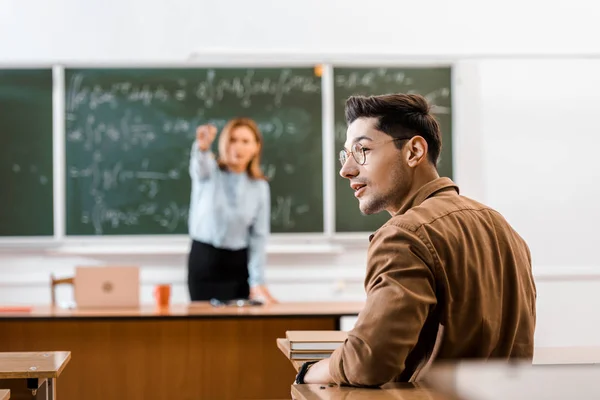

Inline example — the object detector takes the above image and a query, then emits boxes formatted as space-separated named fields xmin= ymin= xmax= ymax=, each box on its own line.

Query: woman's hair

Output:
xmin=217 ymin=117 xmax=267 ymax=180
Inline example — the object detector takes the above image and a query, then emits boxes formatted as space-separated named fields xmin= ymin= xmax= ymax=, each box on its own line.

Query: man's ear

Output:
xmin=405 ymin=136 xmax=429 ymax=167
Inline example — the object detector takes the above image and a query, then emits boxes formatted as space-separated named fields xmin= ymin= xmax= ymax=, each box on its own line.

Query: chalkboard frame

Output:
xmin=61 ymin=63 xmax=327 ymax=237
xmin=0 ymin=57 xmax=459 ymax=250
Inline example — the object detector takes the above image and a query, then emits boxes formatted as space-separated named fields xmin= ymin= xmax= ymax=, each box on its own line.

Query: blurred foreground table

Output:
xmin=0 ymin=351 xmax=70 ymax=400
xmin=426 ymin=360 xmax=600 ymax=400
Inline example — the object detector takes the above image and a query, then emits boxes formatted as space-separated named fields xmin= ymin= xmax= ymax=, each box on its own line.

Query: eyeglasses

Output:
xmin=339 ymin=138 xmax=407 ymax=166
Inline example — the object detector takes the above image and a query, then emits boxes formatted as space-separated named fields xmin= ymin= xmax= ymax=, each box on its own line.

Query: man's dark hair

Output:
xmin=345 ymin=93 xmax=442 ymax=166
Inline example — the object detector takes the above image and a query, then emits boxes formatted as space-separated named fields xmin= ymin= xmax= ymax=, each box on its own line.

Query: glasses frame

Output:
xmin=339 ymin=138 xmax=408 ymax=166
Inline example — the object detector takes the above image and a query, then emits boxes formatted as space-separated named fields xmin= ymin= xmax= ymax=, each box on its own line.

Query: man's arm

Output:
xmin=304 ymin=225 xmax=438 ymax=387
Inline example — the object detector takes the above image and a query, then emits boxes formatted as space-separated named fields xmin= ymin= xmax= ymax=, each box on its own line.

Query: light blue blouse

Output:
xmin=187 ymin=141 xmax=270 ymax=287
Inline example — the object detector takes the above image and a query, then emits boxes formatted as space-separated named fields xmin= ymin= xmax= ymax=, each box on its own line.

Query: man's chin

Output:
xmin=358 ymin=198 xmax=386 ymax=216
xmin=358 ymin=201 xmax=376 ymax=216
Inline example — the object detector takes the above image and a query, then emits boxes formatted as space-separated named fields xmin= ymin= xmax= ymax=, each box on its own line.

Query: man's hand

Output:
xmin=303 ymin=358 xmax=333 ymax=384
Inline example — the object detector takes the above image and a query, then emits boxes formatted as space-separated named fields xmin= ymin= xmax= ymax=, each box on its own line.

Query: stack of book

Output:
xmin=277 ymin=330 xmax=348 ymax=369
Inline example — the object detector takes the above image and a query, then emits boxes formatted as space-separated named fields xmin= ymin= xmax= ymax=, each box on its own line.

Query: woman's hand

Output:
xmin=196 ymin=124 xmax=217 ymax=151
xmin=250 ymin=285 xmax=279 ymax=305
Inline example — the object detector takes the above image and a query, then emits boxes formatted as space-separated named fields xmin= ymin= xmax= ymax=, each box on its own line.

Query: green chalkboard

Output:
xmin=0 ymin=69 xmax=54 ymax=236
xmin=334 ymin=67 xmax=453 ymax=233
xmin=65 ymin=67 xmax=323 ymax=235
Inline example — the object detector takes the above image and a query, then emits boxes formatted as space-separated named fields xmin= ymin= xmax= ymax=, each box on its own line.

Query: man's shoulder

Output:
xmin=390 ymin=193 xmax=495 ymax=232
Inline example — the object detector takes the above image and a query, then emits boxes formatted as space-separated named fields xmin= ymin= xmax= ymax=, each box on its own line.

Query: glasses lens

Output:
xmin=339 ymin=150 xmax=347 ymax=166
xmin=352 ymin=143 xmax=365 ymax=165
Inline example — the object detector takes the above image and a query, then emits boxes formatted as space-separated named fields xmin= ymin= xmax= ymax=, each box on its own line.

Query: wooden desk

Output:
xmin=291 ymin=383 xmax=448 ymax=400
xmin=0 ymin=390 xmax=9 ymax=400
xmin=0 ymin=302 xmax=362 ymax=400
xmin=0 ymin=352 xmax=70 ymax=400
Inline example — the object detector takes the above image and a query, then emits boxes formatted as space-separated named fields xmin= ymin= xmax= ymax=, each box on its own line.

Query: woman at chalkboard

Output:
xmin=187 ymin=118 xmax=278 ymax=304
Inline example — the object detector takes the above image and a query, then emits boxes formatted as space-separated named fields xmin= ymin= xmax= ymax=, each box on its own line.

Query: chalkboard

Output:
xmin=0 ymin=69 xmax=54 ymax=236
xmin=65 ymin=67 xmax=323 ymax=235
xmin=333 ymin=67 xmax=453 ymax=232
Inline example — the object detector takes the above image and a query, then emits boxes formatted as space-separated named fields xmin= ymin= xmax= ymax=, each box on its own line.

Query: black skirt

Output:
xmin=187 ymin=240 xmax=250 ymax=302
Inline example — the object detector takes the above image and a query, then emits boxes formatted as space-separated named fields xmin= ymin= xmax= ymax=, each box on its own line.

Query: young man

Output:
xmin=296 ymin=93 xmax=536 ymax=387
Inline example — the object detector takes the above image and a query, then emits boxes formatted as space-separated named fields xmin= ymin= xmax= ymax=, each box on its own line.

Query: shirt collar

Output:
xmin=368 ymin=177 xmax=459 ymax=242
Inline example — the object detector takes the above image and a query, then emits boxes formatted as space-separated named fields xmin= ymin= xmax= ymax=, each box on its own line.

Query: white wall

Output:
xmin=2 ymin=0 xmax=600 ymax=349
xmin=1 ymin=0 xmax=600 ymax=61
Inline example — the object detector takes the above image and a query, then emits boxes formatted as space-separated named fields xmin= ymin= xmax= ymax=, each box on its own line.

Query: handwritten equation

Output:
xmin=67 ymin=68 xmax=321 ymax=112
xmin=67 ymin=149 xmax=311 ymax=233
xmin=80 ymin=199 xmax=190 ymax=235
xmin=11 ymin=163 xmax=50 ymax=185
xmin=67 ymin=111 xmax=306 ymax=152
xmin=335 ymin=68 xmax=417 ymax=89
xmin=79 ymin=193 xmax=308 ymax=234
xmin=271 ymin=195 xmax=311 ymax=229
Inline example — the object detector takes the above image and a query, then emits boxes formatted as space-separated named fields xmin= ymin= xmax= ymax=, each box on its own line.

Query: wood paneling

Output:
xmin=0 ymin=317 xmax=336 ymax=400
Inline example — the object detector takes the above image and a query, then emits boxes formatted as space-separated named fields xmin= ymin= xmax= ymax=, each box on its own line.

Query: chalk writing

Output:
xmin=67 ymin=112 xmax=302 ymax=150
xmin=67 ymin=111 xmax=157 ymax=151
xmin=335 ymin=68 xmax=415 ymax=89
xmin=81 ymin=198 xmax=189 ymax=235
xmin=10 ymin=163 xmax=50 ymax=185
xmin=194 ymin=69 xmax=321 ymax=108
xmin=67 ymin=68 xmax=320 ymax=113
xmin=270 ymin=195 xmax=312 ymax=229
xmin=335 ymin=122 xmax=348 ymax=143
xmin=69 ymin=159 xmax=180 ymax=195
xmin=261 ymin=163 xmax=277 ymax=180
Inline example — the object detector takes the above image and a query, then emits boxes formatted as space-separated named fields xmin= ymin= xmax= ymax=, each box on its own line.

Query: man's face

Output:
xmin=339 ymin=117 xmax=411 ymax=215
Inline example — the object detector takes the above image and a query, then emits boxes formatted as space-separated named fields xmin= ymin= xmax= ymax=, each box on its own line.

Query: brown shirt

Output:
xmin=329 ymin=178 xmax=536 ymax=387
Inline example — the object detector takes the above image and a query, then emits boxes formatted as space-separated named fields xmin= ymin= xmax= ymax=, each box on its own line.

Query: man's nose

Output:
xmin=339 ymin=157 xmax=359 ymax=179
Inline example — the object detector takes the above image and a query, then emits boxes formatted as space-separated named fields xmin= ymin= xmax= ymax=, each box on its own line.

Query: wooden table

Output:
xmin=0 ymin=390 xmax=9 ymax=400
xmin=0 ymin=302 xmax=362 ymax=400
xmin=292 ymin=383 xmax=448 ymax=400
xmin=0 ymin=352 xmax=70 ymax=400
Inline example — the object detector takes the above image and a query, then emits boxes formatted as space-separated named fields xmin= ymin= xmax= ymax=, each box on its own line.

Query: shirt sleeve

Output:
xmin=328 ymin=224 xmax=437 ymax=387
xmin=189 ymin=140 xmax=217 ymax=181
xmin=247 ymin=181 xmax=271 ymax=287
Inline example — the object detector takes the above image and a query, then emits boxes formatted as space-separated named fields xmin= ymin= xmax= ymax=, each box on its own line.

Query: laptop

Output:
xmin=74 ymin=266 xmax=140 ymax=309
